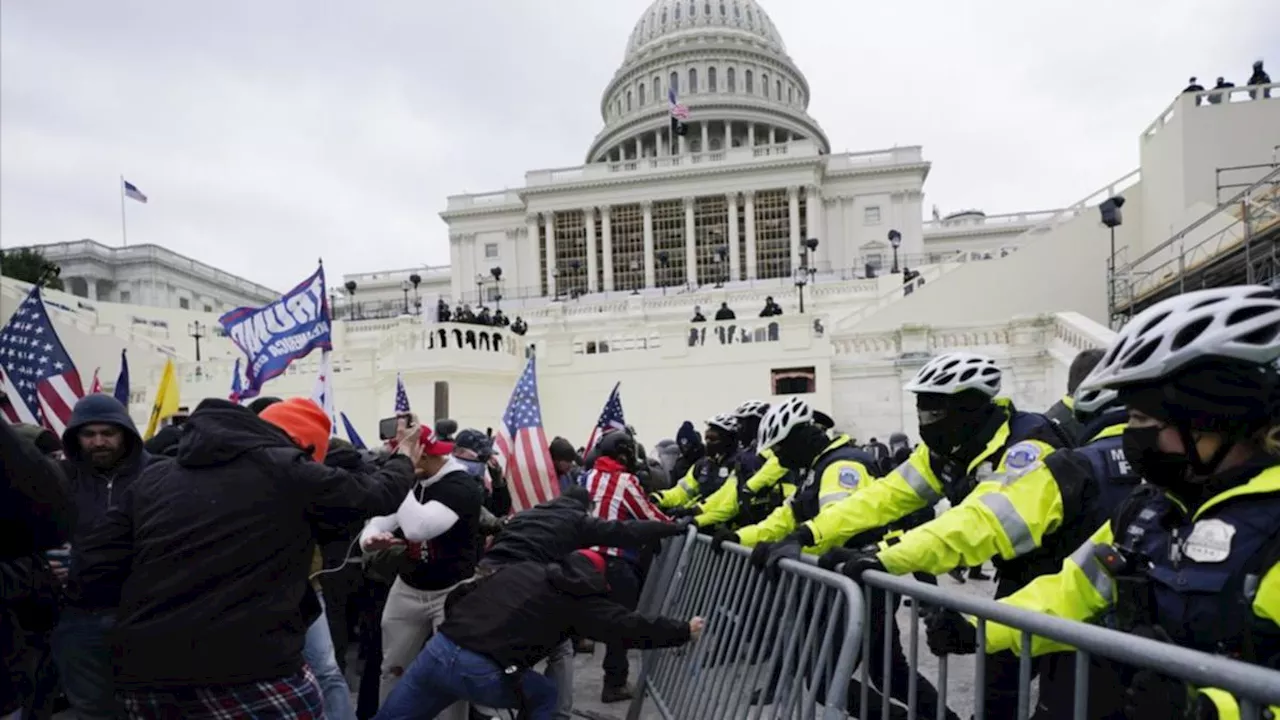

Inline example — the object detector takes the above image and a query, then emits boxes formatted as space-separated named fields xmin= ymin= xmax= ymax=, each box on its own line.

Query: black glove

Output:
xmin=818 ymin=547 xmax=859 ymax=572
xmin=672 ymin=516 xmax=696 ymax=531
xmin=924 ymin=609 xmax=978 ymax=656
xmin=667 ymin=506 xmax=699 ymax=520
xmin=839 ymin=550 xmax=886 ymax=583
xmin=749 ymin=541 xmax=774 ymax=569
xmin=1124 ymin=670 xmax=1196 ymax=720
xmin=763 ymin=538 xmax=803 ymax=578
xmin=711 ymin=529 xmax=738 ymax=554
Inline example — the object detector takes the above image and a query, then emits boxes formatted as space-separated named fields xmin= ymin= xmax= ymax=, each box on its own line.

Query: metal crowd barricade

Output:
xmin=856 ymin=570 xmax=1280 ymax=720
xmin=627 ymin=532 xmax=865 ymax=720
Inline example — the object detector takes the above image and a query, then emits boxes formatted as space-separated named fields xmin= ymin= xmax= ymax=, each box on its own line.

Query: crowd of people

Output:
xmin=4 ymin=284 xmax=1279 ymax=720
xmin=1182 ymin=58 xmax=1272 ymax=102
xmin=435 ymin=301 xmax=527 ymax=337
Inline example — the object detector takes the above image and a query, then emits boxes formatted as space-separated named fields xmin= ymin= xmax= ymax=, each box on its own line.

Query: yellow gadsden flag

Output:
xmin=143 ymin=359 xmax=181 ymax=440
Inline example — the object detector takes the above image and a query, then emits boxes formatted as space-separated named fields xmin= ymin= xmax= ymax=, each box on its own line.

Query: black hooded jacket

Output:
xmin=441 ymin=554 xmax=690 ymax=670
xmin=72 ymin=399 xmax=418 ymax=688
xmin=481 ymin=489 xmax=682 ymax=568
xmin=58 ymin=393 xmax=152 ymax=606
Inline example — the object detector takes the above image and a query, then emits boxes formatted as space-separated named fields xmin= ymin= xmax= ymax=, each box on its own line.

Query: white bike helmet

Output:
xmin=1079 ymin=286 xmax=1280 ymax=393
xmin=1072 ymin=386 xmax=1119 ymax=417
xmin=904 ymin=352 xmax=1002 ymax=397
xmin=757 ymin=397 xmax=814 ymax=452
xmin=706 ymin=413 xmax=738 ymax=435
xmin=734 ymin=400 xmax=770 ymax=420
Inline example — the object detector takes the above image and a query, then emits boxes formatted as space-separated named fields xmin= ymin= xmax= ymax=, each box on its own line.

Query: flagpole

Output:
xmin=119 ymin=175 xmax=128 ymax=247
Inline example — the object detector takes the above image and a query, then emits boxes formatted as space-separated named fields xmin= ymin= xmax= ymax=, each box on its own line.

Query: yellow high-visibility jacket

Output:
xmin=981 ymin=465 xmax=1280 ymax=720
xmin=805 ymin=400 xmax=1063 ymax=559
xmin=736 ymin=435 xmax=877 ymax=555
xmin=694 ymin=449 xmax=792 ymax=528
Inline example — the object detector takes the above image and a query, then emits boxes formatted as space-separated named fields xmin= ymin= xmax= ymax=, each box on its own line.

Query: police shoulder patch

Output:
xmin=1182 ymin=518 xmax=1235 ymax=564
xmin=837 ymin=465 xmax=861 ymax=489
xmin=719 ymin=466 xmax=731 ymax=478
xmin=1003 ymin=442 xmax=1042 ymax=471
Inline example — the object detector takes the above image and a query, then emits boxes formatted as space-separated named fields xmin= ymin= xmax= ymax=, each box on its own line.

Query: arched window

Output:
xmin=674 ymin=3 xmax=680 ymax=20
xmin=626 ymin=90 xmax=632 ymax=111
xmin=719 ymin=2 xmax=726 ymax=16
xmin=705 ymin=1 xmax=711 ymax=16
xmin=688 ymin=68 xmax=698 ymax=93
xmin=787 ymin=85 xmax=793 ymax=103
xmin=727 ymin=67 xmax=736 ymax=92
xmin=745 ymin=69 xmax=753 ymax=93
xmin=654 ymin=76 xmax=661 ymax=101
xmin=670 ymin=71 xmax=679 ymax=95
xmin=776 ymin=79 xmax=782 ymax=100
xmin=746 ymin=7 xmax=753 ymax=25
xmin=734 ymin=2 xmax=740 ymax=18
xmin=639 ymin=82 xmax=646 ymax=105
xmin=690 ymin=1 xmax=697 ymax=16
xmin=708 ymin=67 xmax=717 ymax=92
xmin=661 ymin=8 xmax=667 ymax=23
xmin=616 ymin=100 xmax=622 ymax=116
xmin=762 ymin=73 xmax=769 ymax=97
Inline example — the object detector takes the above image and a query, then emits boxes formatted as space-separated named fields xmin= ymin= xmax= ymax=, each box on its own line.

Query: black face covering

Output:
xmin=1122 ymin=426 xmax=1193 ymax=496
xmin=774 ymin=424 xmax=829 ymax=470
xmin=705 ymin=431 xmax=735 ymax=460
xmin=918 ymin=405 xmax=995 ymax=458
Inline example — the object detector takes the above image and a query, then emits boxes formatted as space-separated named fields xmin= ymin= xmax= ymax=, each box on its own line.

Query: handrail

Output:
xmin=1121 ymin=166 xmax=1280 ymax=271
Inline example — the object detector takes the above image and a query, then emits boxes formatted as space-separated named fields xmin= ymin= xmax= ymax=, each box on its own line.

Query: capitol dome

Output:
xmin=586 ymin=0 xmax=828 ymax=164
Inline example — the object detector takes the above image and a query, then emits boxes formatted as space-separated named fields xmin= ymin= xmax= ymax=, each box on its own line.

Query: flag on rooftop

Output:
xmin=586 ymin=382 xmax=626 ymax=452
xmin=0 ymin=285 xmax=85 ymax=434
xmin=493 ymin=355 xmax=558 ymax=512
xmin=123 ymin=179 xmax=148 ymax=204
xmin=668 ymin=86 xmax=689 ymax=120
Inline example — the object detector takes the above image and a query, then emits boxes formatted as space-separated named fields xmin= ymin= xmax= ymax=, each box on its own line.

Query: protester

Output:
xmin=359 ymin=425 xmax=484 ymax=715
xmin=2 ymin=420 xmax=72 ymax=720
xmin=52 ymin=393 xmax=154 ymax=720
xmin=72 ymin=397 xmax=421 ymax=719
xmin=548 ymin=436 xmax=582 ymax=490
xmin=374 ymin=550 xmax=702 ymax=720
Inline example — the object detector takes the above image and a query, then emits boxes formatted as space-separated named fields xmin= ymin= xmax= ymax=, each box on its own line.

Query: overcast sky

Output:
xmin=1 ymin=0 xmax=1275 ymax=291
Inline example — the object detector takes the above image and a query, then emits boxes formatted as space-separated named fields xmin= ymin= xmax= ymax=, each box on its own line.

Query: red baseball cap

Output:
xmin=575 ymin=549 xmax=608 ymax=576
xmin=418 ymin=425 xmax=455 ymax=456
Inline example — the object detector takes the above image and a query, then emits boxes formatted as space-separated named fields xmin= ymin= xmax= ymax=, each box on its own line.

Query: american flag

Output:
xmin=585 ymin=381 xmax=626 ymax=451
xmin=310 ymin=351 xmax=338 ymax=436
xmin=493 ymin=355 xmax=558 ymax=512
xmin=0 ymin=286 xmax=84 ymax=434
xmin=89 ymin=368 xmax=102 ymax=394
xmin=582 ymin=466 xmax=669 ymax=559
xmin=394 ymin=373 xmax=411 ymax=413
xmin=668 ymin=86 xmax=689 ymax=120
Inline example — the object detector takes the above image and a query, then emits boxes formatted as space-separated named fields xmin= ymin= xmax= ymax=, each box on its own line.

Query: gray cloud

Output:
xmin=2 ymin=0 xmax=1275 ymax=290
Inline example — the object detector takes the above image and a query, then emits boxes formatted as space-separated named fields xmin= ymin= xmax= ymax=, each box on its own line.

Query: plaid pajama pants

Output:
xmin=119 ymin=666 xmax=325 ymax=719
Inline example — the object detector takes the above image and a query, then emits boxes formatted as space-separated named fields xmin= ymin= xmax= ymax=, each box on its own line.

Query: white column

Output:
xmin=684 ymin=196 xmax=698 ymax=286
xmin=769 ymin=127 xmax=777 ymax=145
xmin=449 ymin=233 xmax=464 ymax=301
xmin=585 ymin=206 xmax=598 ymax=293
xmin=634 ymin=136 xmax=642 ymax=160
xmin=700 ymin=123 xmax=709 ymax=155
xmin=642 ymin=200 xmax=656 ymax=288
xmin=805 ymin=184 xmax=823 ymax=246
xmin=545 ymin=211 xmax=557 ymax=298
xmin=524 ymin=214 xmax=539 ymax=298
xmin=747 ymin=124 xmax=755 ymax=148
xmin=727 ymin=192 xmax=740 ymax=281
xmin=788 ymin=185 xmax=801 ymax=272
xmin=601 ymin=205 xmax=615 ymax=292
xmin=679 ymin=131 xmax=687 ymax=155
xmin=723 ymin=120 xmax=731 ymax=151
xmin=744 ymin=191 xmax=758 ymax=279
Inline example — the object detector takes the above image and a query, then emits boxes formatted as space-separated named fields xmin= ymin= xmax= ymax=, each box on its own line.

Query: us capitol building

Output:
xmin=5 ymin=0 xmax=1278 ymax=443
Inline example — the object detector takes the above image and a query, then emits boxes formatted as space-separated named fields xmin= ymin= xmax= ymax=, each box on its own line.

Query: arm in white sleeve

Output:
xmin=359 ymin=514 xmax=400 ymax=547
xmin=396 ymin=492 xmax=460 ymax=543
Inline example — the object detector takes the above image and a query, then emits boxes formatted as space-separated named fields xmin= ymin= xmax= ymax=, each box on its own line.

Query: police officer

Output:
xmin=716 ymin=398 xmax=957 ymax=719
xmin=809 ymin=351 xmax=1070 ymax=717
xmin=1044 ymin=348 xmax=1106 ymax=447
xmin=691 ymin=401 xmax=794 ymax=529
xmin=653 ymin=414 xmax=739 ymax=514
xmin=929 ymin=285 xmax=1280 ymax=720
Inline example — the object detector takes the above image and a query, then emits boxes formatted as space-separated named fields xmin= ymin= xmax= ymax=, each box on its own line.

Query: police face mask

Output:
xmin=1122 ymin=425 xmax=1193 ymax=495
xmin=704 ymin=430 xmax=735 ymax=459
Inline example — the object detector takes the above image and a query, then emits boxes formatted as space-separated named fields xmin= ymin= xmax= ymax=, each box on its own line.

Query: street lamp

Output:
xmin=490 ymin=267 xmax=503 ymax=310
xmin=409 ymin=273 xmax=422 ymax=314
xmin=343 ymin=280 xmax=358 ymax=319
xmin=794 ymin=237 xmax=819 ymax=314
xmin=1099 ymin=196 xmax=1126 ymax=326
xmin=400 ymin=280 xmax=411 ymax=314
xmin=187 ymin=321 xmax=205 ymax=362
xmin=888 ymin=230 xmax=902 ymax=274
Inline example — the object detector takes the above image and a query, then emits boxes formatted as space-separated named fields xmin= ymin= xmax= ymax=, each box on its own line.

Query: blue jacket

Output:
xmin=59 ymin=394 xmax=152 ymax=605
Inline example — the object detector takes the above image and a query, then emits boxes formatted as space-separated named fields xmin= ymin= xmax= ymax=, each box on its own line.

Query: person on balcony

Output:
xmin=511 ymin=317 xmax=528 ymax=336
xmin=1183 ymin=76 xmax=1205 ymax=93
xmin=492 ymin=309 xmax=509 ymax=327
xmin=1248 ymin=59 xmax=1271 ymax=99
xmin=759 ymin=296 xmax=782 ymax=317
xmin=436 ymin=300 xmax=451 ymax=323
xmin=714 ymin=302 xmax=735 ymax=321
xmin=1209 ymin=76 xmax=1235 ymax=104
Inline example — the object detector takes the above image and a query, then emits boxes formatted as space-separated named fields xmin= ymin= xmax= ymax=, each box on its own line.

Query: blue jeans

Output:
xmin=304 ymin=593 xmax=354 ymax=720
xmin=50 ymin=608 xmax=119 ymax=720
xmin=374 ymin=633 xmax=557 ymax=720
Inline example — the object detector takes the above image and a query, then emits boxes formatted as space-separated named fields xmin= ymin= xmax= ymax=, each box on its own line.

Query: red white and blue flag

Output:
xmin=585 ymin=381 xmax=626 ymax=452
xmin=394 ymin=373 xmax=411 ymax=413
xmin=493 ymin=355 xmax=558 ymax=512
xmin=668 ymin=86 xmax=689 ymax=120
xmin=229 ymin=358 xmax=244 ymax=402
xmin=123 ymin=179 xmax=148 ymax=203
xmin=0 ymin=286 xmax=85 ymax=434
